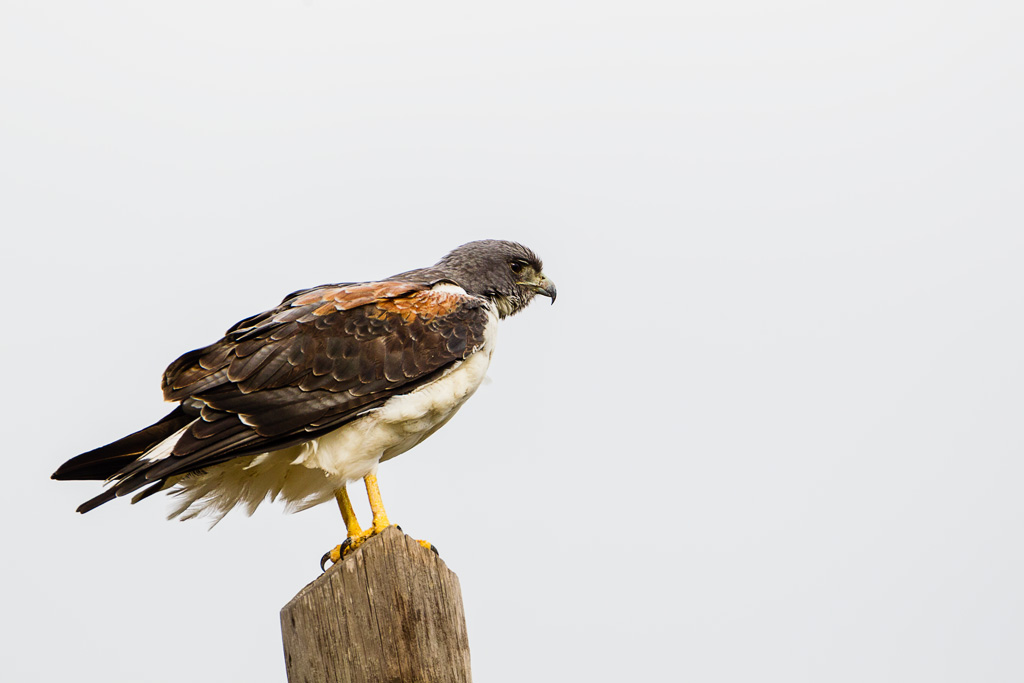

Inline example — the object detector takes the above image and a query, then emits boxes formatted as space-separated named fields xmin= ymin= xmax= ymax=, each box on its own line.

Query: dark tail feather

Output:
xmin=76 ymin=471 xmax=171 ymax=514
xmin=76 ymin=488 xmax=119 ymax=514
xmin=52 ymin=407 xmax=190 ymax=482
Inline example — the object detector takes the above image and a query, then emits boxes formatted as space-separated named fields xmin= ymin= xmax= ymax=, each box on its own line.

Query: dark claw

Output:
xmin=395 ymin=525 xmax=402 ymax=532
xmin=319 ymin=538 xmax=353 ymax=572
xmin=429 ymin=544 xmax=439 ymax=557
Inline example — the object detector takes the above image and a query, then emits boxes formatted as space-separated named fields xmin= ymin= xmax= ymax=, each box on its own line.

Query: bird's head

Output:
xmin=436 ymin=239 xmax=556 ymax=318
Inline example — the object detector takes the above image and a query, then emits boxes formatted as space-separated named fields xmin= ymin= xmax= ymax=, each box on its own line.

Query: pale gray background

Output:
xmin=2 ymin=2 xmax=1022 ymax=681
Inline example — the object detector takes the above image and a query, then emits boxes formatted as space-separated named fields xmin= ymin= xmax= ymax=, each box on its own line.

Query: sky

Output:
xmin=2 ymin=2 xmax=1023 ymax=682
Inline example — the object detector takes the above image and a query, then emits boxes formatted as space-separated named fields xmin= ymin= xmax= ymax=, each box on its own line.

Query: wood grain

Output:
xmin=281 ymin=527 xmax=472 ymax=683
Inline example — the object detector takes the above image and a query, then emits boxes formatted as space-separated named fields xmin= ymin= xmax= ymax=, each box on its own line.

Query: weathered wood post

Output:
xmin=280 ymin=526 xmax=472 ymax=683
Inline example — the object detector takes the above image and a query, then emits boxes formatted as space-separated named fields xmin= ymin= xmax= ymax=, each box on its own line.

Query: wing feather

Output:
xmin=94 ymin=280 xmax=489 ymax=503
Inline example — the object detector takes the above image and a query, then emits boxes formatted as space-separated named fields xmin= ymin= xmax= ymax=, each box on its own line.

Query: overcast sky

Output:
xmin=3 ymin=2 xmax=1023 ymax=682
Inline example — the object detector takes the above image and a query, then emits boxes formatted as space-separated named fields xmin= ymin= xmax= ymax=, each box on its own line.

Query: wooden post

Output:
xmin=280 ymin=526 xmax=472 ymax=683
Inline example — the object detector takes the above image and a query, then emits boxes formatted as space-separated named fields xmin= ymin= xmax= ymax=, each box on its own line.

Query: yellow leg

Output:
xmin=321 ymin=474 xmax=437 ymax=571
xmin=336 ymin=486 xmax=363 ymax=538
xmin=322 ymin=486 xmax=366 ymax=570
xmin=365 ymin=473 xmax=434 ymax=554
xmin=363 ymin=472 xmax=391 ymax=533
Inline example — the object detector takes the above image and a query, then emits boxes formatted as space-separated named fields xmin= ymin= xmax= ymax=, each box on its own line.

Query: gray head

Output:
xmin=436 ymin=239 xmax=556 ymax=318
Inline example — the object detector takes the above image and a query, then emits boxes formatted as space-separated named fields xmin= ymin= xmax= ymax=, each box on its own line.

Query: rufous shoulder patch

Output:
xmin=292 ymin=281 xmax=427 ymax=316
xmin=373 ymin=289 xmax=468 ymax=323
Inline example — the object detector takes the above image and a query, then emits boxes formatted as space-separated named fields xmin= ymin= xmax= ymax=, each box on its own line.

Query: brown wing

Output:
xmin=96 ymin=281 xmax=490 ymax=504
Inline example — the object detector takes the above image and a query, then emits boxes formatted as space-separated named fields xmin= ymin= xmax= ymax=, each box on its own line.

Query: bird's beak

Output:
xmin=539 ymin=276 xmax=557 ymax=303
xmin=518 ymin=274 xmax=557 ymax=304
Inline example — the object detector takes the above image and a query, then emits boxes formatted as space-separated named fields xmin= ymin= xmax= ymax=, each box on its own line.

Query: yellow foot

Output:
xmin=319 ymin=522 xmax=393 ymax=571
xmin=397 ymin=524 xmax=440 ymax=556
xmin=320 ymin=526 xmax=440 ymax=570
xmin=417 ymin=538 xmax=440 ymax=556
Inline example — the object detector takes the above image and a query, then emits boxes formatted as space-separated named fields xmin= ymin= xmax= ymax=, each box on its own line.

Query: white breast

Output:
xmin=166 ymin=297 xmax=499 ymax=523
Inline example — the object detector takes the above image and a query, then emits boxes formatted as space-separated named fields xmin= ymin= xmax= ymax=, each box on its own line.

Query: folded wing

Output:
xmin=54 ymin=280 xmax=490 ymax=512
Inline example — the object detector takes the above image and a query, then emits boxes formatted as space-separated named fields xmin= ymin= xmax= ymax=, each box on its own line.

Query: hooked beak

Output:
xmin=520 ymin=275 xmax=557 ymax=304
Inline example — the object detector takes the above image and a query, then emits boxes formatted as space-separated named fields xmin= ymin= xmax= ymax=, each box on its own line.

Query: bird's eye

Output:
xmin=510 ymin=261 xmax=524 ymax=274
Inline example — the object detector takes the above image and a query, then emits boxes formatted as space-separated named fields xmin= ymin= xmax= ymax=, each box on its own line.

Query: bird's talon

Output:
xmin=320 ymin=549 xmax=333 ymax=573
xmin=320 ymin=540 xmax=352 ymax=572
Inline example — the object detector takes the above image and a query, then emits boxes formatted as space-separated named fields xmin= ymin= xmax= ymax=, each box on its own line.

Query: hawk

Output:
xmin=52 ymin=240 xmax=555 ymax=567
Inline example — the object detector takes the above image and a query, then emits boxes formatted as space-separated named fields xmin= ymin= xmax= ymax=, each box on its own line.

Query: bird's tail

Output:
xmin=51 ymin=407 xmax=190 ymax=484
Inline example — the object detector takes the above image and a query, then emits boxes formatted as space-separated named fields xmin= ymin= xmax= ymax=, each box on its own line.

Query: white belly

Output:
xmin=166 ymin=305 xmax=498 ymax=523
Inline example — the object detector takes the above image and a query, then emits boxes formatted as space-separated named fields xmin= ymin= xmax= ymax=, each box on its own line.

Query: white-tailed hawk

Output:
xmin=52 ymin=239 xmax=555 ymax=567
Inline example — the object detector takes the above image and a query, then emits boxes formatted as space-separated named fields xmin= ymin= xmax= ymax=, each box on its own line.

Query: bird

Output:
xmin=52 ymin=239 xmax=555 ymax=568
